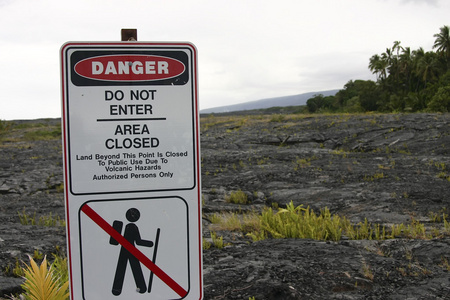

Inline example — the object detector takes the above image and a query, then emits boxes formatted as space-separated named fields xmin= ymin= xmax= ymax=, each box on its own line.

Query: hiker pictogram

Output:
xmin=78 ymin=198 xmax=191 ymax=298
xmin=110 ymin=208 xmax=161 ymax=295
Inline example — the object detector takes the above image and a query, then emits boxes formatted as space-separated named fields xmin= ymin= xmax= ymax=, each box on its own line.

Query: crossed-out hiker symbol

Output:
xmin=109 ymin=208 xmax=161 ymax=296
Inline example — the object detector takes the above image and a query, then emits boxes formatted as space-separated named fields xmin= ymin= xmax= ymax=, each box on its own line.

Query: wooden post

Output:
xmin=121 ymin=29 xmax=137 ymax=41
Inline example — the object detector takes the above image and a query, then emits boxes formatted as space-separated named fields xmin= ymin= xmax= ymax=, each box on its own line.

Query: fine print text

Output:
xmin=74 ymin=88 xmax=190 ymax=182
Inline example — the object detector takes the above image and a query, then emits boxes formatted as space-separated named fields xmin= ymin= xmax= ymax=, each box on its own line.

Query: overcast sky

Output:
xmin=0 ymin=0 xmax=448 ymax=120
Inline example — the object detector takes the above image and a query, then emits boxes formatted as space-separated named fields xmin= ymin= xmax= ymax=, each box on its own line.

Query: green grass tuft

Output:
xmin=225 ymin=190 xmax=248 ymax=204
xmin=18 ymin=210 xmax=66 ymax=227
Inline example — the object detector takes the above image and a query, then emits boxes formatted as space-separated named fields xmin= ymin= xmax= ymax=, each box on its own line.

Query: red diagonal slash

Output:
xmin=81 ymin=203 xmax=188 ymax=298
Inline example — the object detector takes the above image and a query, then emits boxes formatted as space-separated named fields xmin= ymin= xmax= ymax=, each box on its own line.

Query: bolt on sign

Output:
xmin=60 ymin=42 xmax=202 ymax=299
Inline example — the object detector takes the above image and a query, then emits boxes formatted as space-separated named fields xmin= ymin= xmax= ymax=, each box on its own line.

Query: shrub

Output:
xmin=255 ymin=202 xmax=343 ymax=241
xmin=428 ymin=85 xmax=450 ymax=112
xmin=202 ymin=238 xmax=211 ymax=250
xmin=225 ymin=190 xmax=248 ymax=204
xmin=246 ymin=201 xmax=447 ymax=242
xmin=210 ymin=232 xmax=225 ymax=249
xmin=269 ymin=114 xmax=285 ymax=122
xmin=21 ymin=255 xmax=69 ymax=300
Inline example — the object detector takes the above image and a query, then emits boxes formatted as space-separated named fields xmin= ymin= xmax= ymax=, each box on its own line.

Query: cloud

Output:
xmin=400 ymin=0 xmax=438 ymax=5
xmin=0 ymin=0 xmax=12 ymax=6
xmin=1 ymin=0 xmax=449 ymax=119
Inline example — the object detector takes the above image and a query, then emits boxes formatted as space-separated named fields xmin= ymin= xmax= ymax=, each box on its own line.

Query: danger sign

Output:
xmin=61 ymin=42 xmax=202 ymax=299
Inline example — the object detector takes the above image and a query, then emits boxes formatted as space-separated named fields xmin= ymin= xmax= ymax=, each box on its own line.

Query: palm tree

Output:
xmin=382 ymin=48 xmax=394 ymax=66
xmin=412 ymin=47 xmax=425 ymax=68
xmin=416 ymin=51 xmax=440 ymax=87
xmin=390 ymin=41 xmax=404 ymax=86
xmin=399 ymin=47 xmax=412 ymax=91
xmin=369 ymin=54 xmax=381 ymax=80
xmin=411 ymin=47 xmax=426 ymax=91
xmin=369 ymin=54 xmax=388 ymax=81
xmin=392 ymin=41 xmax=402 ymax=57
xmin=400 ymin=47 xmax=412 ymax=72
xmin=433 ymin=25 xmax=450 ymax=68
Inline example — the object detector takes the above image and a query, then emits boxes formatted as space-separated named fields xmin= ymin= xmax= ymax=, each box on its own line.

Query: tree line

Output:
xmin=307 ymin=25 xmax=450 ymax=113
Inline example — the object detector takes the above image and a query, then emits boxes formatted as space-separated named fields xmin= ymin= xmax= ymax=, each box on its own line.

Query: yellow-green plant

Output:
xmin=55 ymin=183 xmax=64 ymax=193
xmin=405 ymin=218 xmax=428 ymax=239
xmin=389 ymin=223 xmax=406 ymax=238
xmin=255 ymin=201 xmax=343 ymax=241
xmin=363 ymin=172 xmax=385 ymax=181
xmin=269 ymin=114 xmax=285 ymax=122
xmin=208 ymin=213 xmax=222 ymax=224
xmin=444 ymin=215 xmax=450 ymax=233
xmin=225 ymin=190 xmax=248 ymax=204
xmin=21 ymin=256 xmax=69 ymax=300
xmin=293 ymin=157 xmax=311 ymax=170
xmin=246 ymin=201 xmax=447 ymax=242
xmin=18 ymin=210 xmax=65 ymax=227
xmin=33 ymin=250 xmax=44 ymax=260
xmin=440 ymin=256 xmax=450 ymax=271
xmin=221 ymin=213 xmax=242 ymax=231
xmin=241 ymin=212 xmax=261 ymax=233
xmin=12 ymin=258 xmax=25 ymax=277
xmin=428 ymin=207 xmax=448 ymax=223
xmin=50 ymin=254 xmax=69 ymax=285
xmin=202 ymin=238 xmax=211 ymax=250
xmin=18 ymin=210 xmax=37 ymax=225
xmin=362 ymin=261 xmax=374 ymax=280
xmin=210 ymin=232 xmax=225 ymax=249
xmin=209 ymin=212 xmax=261 ymax=236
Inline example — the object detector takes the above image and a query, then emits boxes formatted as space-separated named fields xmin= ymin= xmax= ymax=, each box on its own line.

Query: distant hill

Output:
xmin=200 ymin=89 xmax=340 ymax=114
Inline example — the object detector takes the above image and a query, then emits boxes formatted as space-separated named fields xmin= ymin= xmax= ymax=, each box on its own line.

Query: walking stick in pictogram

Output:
xmin=148 ymin=228 xmax=161 ymax=293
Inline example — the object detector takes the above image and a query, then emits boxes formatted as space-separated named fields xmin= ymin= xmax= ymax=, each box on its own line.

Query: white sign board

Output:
xmin=60 ymin=42 xmax=202 ymax=300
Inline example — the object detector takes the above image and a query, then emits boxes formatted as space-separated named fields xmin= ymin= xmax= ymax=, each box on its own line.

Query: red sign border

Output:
xmin=60 ymin=42 xmax=202 ymax=300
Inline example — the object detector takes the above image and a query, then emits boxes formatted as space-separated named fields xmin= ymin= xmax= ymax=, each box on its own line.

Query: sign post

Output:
xmin=60 ymin=40 xmax=202 ymax=299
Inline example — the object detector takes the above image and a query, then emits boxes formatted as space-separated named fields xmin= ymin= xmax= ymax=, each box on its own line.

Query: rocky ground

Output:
xmin=0 ymin=113 xmax=449 ymax=299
